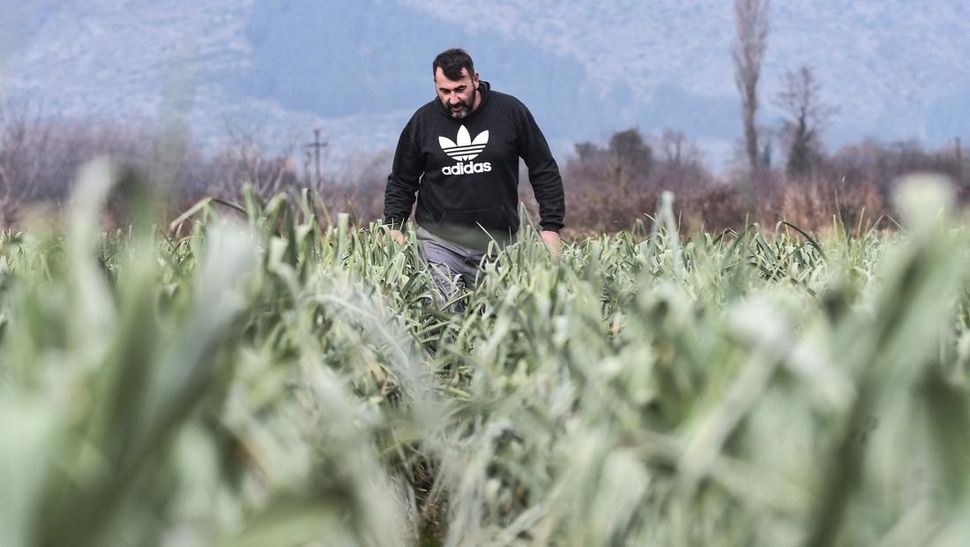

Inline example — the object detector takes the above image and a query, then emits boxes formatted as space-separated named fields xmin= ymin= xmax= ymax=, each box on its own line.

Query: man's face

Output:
xmin=435 ymin=67 xmax=479 ymax=119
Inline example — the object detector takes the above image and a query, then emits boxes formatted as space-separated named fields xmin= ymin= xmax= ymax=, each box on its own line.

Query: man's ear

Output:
xmin=473 ymin=72 xmax=480 ymax=89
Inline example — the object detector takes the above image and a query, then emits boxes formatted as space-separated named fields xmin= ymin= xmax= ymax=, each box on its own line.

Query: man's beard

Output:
xmin=445 ymin=87 xmax=476 ymax=119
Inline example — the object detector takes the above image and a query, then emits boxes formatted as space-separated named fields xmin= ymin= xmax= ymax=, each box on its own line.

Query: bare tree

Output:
xmin=659 ymin=129 xmax=701 ymax=167
xmin=733 ymin=0 xmax=770 ymax=173
xmin=0 ymin=100 xmax=51 ymax=201
xmin=212 ymin=125 xmax=300 ymax=199
xmin=774 ymin=65 xmax=837 ymax=177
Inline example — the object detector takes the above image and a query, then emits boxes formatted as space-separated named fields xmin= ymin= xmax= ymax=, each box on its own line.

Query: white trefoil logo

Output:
xmin=439 ymin=125 xmax=492 ymax=175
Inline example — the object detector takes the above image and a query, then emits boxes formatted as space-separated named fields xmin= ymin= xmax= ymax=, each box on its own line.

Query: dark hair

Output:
xmin=432 ymin=48 xmax=475 ymax=81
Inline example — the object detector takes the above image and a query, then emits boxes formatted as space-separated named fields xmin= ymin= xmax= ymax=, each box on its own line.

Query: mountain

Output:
xmin=1 ymin=0 xmax=968 ymax=171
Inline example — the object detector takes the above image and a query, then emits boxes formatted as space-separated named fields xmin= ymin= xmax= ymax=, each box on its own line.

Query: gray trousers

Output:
xmin=416 ymin=226 xmax=489 ymax=312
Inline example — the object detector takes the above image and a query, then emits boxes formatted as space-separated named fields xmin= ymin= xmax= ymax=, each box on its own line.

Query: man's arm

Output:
xmin=515 ymin=100 xmax=565 ymax=256
xmin=384 ymin=117 xmax=424 ymax=244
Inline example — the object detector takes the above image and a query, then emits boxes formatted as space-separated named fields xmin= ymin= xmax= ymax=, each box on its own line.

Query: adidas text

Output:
xmin=442 ymin=161 xmax=492 ymax=175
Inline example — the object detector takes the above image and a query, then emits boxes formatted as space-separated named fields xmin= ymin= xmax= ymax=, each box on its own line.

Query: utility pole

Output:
xmin=956 ymin=137 xmax=963 ymax=183
xmin=305 ymin=128 xmax=328 ymax=187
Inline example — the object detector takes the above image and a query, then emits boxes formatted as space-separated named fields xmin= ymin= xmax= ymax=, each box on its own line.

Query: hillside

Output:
xmin=1 ymin=0 xmax=968 ymax=168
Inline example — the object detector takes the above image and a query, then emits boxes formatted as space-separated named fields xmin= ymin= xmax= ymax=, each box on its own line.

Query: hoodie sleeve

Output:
xmin=515 ymin=101 xmax=566 ymax=233
xmin=383 ymin=116 xmax=424 ymax=230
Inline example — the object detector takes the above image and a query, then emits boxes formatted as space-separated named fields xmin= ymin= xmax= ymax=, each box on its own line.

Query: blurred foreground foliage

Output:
xmin=1 ymin=162 xmax=969 ymax=546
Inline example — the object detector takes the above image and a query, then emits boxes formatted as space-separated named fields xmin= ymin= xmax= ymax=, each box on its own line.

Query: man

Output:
xmin=383 ymin=48 xmax=565 ymax=305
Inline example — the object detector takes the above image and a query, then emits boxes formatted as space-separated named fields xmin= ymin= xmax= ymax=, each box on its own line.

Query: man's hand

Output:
xmin=540 ymin=230 xmax=561 ymax=260
xmin=389 ymin=229 xmax=407 ymax=246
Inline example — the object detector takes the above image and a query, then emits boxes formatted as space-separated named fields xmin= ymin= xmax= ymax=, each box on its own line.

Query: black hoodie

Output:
xmin=383 ymin=82 xmax=565 ymax=251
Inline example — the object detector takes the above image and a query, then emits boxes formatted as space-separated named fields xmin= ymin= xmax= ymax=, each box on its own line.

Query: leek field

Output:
xmin=2 ymin=160 xmax=969 ymax=546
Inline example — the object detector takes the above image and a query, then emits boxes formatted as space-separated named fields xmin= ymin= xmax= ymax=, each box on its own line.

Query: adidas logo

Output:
xmin=439 ymin=125 xmax=492 ymax=175
xmin=439 ymin=125 xmax=489 ymax=161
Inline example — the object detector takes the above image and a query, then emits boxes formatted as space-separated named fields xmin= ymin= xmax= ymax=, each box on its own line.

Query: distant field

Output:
xmin=1 ymin=163 xmax=968 ymax=546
